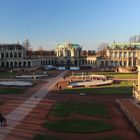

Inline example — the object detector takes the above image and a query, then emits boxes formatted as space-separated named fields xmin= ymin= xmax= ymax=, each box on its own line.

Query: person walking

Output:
xmin=3 ymin=117 xmax=7 ymax=127
xmin=59 ymin=85 xmax=62 ymax=91
xmin=0 ymin=113 xmax=4 ymax=126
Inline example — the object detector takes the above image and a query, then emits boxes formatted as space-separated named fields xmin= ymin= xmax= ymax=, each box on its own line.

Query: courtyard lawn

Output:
xmin=50 ymin=102 xmax=110 ymax=118
xmin=87 ymin=72 xmax=137 ymax=79
xmin=44 ymin=119 xmax=114 ymax=133
xmin=64 ymin=81 xmax=133 ymax=95
xmin=0 ymin=88 xmax=27 ymax=94
xmin=34 ymin=134 xmax=63 ymax=140
xmin=0 ymin=71 xmax=19 ymax=78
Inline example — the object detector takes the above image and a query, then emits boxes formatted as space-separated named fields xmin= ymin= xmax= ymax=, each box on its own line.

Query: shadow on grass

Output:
xmin=0 ymin=88 xmax=27 ymax=94
xmin=44 ymin=119 xmax=114 ymax=133
xmin=63 ymin=86 xmax=132 ymax=95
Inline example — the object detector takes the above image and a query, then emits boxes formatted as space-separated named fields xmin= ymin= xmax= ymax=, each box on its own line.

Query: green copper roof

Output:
xmin=110 ymin=42 xmax=140 ymax=49
xmin=57 ymin=43 xmax=81 ymax=49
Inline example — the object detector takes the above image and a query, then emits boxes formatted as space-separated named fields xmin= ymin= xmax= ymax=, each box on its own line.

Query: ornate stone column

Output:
xmin=138 ymin=62 xmax=140 ymax=91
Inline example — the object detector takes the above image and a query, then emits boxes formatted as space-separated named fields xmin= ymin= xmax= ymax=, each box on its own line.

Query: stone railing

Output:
xmin=133 ymin=80 xmax=140 ymax=102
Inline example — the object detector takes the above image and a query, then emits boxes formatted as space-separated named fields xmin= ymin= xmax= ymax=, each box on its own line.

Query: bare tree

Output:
xmin=97 ymin=43 xmax=109 ymax=51
xmin=96 ymin=43 xmax=108 ymax=57
xmin=22 ymin=39 xmax=32 ymax=58
xmin=129 ymin=35 xmax=140 ymax=42
xmin=22 ymin=39 xmax=31 ymax=50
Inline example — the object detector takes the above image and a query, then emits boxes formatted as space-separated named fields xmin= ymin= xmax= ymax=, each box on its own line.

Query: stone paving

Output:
xmin=0 ymin=70 xmax=68 ymax=140
xmin=116 ymin=99 xmax=140 ymax=134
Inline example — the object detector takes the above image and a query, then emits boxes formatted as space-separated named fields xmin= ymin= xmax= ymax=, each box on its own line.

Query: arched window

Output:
xmin=82 ymin=59 xmax=84 ymax=65
xmin=1 ymin=53 xmax=4 ymax=59
xmin=105 ymin=61 xmax=108 ymax=66
xmin=115 ymin=61 xmax=118 ymax=66
xmin=6 ymin=53 xmax=9 ymax=58
xmin=115 ymin=52 xmax=118 ymax=58
xmin=128 ymin=61 xmax=132 ymax=66
xmin=124 ymin=61 xmax=127 ymax=66
xmin=14 ymin=53 xmax=17 ymax=58
xmin=75 ymin=60 xmax=77 ymax=66
xmin=28 ymin=61 xmax=31 ymax=67
xmin=124 ymin=52 xmax=127 ymax=58
xmin=6 ymin=62 xmax=9 ymax=67
xmin=14 ymin=61 xmax=17 ymax=67
xmin=19 ymin=62 xmax=22 ymax=67
xmin=46 ymin=60 xmax=48 ymax=65
xmin=1 ymin=62 xmax=4 ymax=67
xmin=10 ymin=53 xmax=13 ymax=58
xmin=119 ymin=61 xmax=122 ymax=66
xmin=10 ymin=62 xmax=13 ymax=68
xmin=23 ymin=61 xmax=26 ymax=67
xmin=119 ymin=52 xmax=122 ymax=57
xmin=100 ymin=61 xmax=104 ymax=66
xmin=18 ymin=52 xmax=21 ymax=57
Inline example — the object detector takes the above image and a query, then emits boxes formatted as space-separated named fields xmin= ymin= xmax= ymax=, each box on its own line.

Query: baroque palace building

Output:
xmin=98 ymin=42 xmax=140 ymax=68
xmin=0 ymin=41 xmax=140 ymax=70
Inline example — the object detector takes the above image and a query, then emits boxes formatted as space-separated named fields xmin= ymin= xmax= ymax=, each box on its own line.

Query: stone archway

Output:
xmin=14 ymin=61 xmax=17 ymax=67
xmin=10 ymin=62 xmax=13 ymax=68
xmin=6 ymin=62 xmax=9 ymax=68
xmin=23 ymin=61 xmax=26 ymax=67
xmin=28 ymin=61 xmax=31 ymax=67
xmin=19 ymin=62 xmax=22 ymax=67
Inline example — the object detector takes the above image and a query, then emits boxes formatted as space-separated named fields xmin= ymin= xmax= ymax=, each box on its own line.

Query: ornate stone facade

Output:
xmin=0 ymin=44 xmax=32 ymax=68
xmin=1 ymin=41 xmax=139 ymax=70
xmin=98 ymin=42 xmax=140 ymax=68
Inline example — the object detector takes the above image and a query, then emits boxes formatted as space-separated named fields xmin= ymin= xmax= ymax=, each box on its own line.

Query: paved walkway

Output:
xmin=116 ymin=99 xmax=140 ymax=133
xmin=0 ymin=70 xmax=68 ymax=140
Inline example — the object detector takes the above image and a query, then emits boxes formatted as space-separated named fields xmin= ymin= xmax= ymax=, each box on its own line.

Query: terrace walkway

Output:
xmin=0 ymin=70 xmax=68 ymax=140
xmin=116 ymin=99 xmax=140 ymax=133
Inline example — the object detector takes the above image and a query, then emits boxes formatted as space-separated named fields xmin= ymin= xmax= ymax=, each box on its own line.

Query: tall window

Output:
xmin=124 ymin=52 xmax=127 ymax=58
xmin=6 ymin=53 xmax=9 ymax=58
xmin=18 ymin=52 xmax=21 ymax=57
xmin=134 ymin=52 xmax=136 ymax=58
xmin=119 ymin=52 xmax=122 ymax=57
xmin=124 ymin=61 xmax=127 ymax=66
xmin=14 ymin=53 xmax=17 ymax=58
xmin=110 ymin=52 xmax=113 ymax=57
xmin=120 ymin=61 xmax=122 ymax=66
xmin=129 ymin=52 xmax=132 ymax=57
xmin=115 ymin=52 xmax=118 ymax=58
xmin=10 ymin=53 xmax=13 ymax=58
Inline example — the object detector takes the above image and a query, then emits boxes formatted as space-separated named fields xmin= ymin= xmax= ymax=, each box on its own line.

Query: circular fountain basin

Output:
xmin=0 ymin=81 xmax=33 ymax=87
xmin=68 ymin=80 xmax=113 ymax=88
xmin=16 ymin=75 xmax=48 ymax=79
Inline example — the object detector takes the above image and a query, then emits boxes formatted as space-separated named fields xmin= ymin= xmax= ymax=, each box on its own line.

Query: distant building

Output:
xmin=1 ymin=41 xmax=138 ymax=70
xmin=0 ymin=43 xmax=41 ymax=68
xmin=98 ymin=42 xmax=140 ymax=69
xmin=56 ymin=42 xmax=82 ymax=67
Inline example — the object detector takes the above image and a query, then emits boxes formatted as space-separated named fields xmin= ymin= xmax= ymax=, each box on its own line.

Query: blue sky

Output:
xmin=0 ymin=0 xmax=140 ymax=50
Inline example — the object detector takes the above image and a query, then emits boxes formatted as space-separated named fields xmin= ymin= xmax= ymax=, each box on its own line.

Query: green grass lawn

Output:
xmin=91 ymin=72 xmax=137 ymax=79
xmin=0 ymin=88 xmax=27 ymax=94
xmin=44 ymin=119 xmax=114 ymax=133
xmin=0 ymin=71 xmax=19 ymax=78
xmin=34 ymin=134 xmax=63 ymax=140
xmin=50 ymin=102 xmax=110 ymax=118
xmin=64 ymin=81 xmax=133 ymax=95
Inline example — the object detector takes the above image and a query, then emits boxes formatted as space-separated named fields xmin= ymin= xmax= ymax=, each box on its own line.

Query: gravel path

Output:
xmin=0 ymin=70 xmax=68 ymax=140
